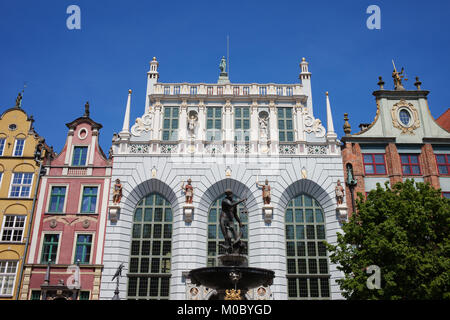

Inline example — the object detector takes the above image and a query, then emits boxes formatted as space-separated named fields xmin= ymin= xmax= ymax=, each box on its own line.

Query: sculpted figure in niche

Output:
xmin=335 ymin=179 xmax=345 ymax=205
xmin=181 ymin=178 xmax=194 ymax=204
xmin=112 ymin=179 xmax=123 ymax=204
xmin=259 ymin=116 xmax=268 ymax=138
xmin=187 ymin=111 xmax=198 ymax=138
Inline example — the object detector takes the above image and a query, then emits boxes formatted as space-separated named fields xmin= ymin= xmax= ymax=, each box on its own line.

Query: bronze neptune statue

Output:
xmin=220 ymin=189 xmax=247 ymax=254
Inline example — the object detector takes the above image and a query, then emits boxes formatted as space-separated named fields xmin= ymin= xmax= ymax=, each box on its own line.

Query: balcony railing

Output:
xmin=153 ymin=83 xmax=304 ymax=97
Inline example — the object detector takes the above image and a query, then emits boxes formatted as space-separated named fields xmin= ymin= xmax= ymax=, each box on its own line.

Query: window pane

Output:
xmin=376 ymin=165 xmax=386 ymax=174
xmin=438 ymin=165 xmax=448 ymax=174
xmin=410 ymin=155 xmax=419 ymax=164
xmin=365 ymin=165 xmax=375 ymax=174
xmin=363 ymin=154 xmax=373 ymax=163
xmin=402 ymin=165 xmax=411 ymax=175
xmin=373 ymin=154 xmax=384 ymax=163
xmin=411 ymin=165 xmax=420 ymax=174
xmin=436 ymin=155 xmax=446 ymax=164
xmin=400 ymin=155 xmax=409 ymax=164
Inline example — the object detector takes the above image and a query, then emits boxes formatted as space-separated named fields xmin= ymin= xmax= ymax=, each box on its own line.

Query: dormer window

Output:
xmin=72 ymin=146 xmax=88 ymax=166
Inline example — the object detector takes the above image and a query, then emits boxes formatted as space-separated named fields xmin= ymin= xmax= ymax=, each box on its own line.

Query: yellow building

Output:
xmin=0 ymin=94 xmax=50 ymax=300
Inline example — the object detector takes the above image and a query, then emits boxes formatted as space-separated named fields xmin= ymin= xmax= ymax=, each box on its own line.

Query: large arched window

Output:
xmin=127 ymin=193 xmax=172 ymax=300
xmin=207 ymin=194 xmax=248 ymax=266
xmin=285 ymin=194 xmax=330 ymax=299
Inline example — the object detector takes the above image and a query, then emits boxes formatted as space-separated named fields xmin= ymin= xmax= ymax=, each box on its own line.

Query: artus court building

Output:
xmin=99 ymin=57 xmax=347 ymax=300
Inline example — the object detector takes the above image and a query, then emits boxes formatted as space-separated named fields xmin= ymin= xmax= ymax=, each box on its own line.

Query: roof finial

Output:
xmin=377 ymin=76 xmax=385 ymax=90
xmin=15 ymin=92 xmax=23 ymax=108
xmin=414 ymin=77 xmax=422 ymax=90
xmin=84 ymin=101 xmax=90 ymax=117
xmin=15 ymin=82 xmax=27 ymax=108
xmin=343 ymin=113 xmax=351 ymax=136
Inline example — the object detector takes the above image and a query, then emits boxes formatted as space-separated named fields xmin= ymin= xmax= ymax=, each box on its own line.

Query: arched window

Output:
xmin=207 ymin=194 xmax=248 ymax=266
xmin=127 ymin=193 xmax=172 ymax=300
xmin=285 ymin=194 xmax=330 ymax=299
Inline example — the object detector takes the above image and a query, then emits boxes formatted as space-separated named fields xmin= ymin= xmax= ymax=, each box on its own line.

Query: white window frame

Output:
xmin=78 ymin=184 xmax=101 ymax=214
xmin=1 ymin=215 xmax=27 ymax=243
xmin=46 ymin=184 xmax=69 ymax=214
xmin=13 ymin=138 xmax=25 ymax=157
xmin=8 ymin=172 xmax=34 ymax=198
xmin=70 ymin=145 xmax=90 ymax=167
xmin=0 ymin=260 xmax=18 ymax=297
xmin=72 ymin=232 xmax=95 ymax=265
xmin=0 ymin=138 xmax=6 ymax=156
xmin=38 ymin=231 xmax=62 ymax=264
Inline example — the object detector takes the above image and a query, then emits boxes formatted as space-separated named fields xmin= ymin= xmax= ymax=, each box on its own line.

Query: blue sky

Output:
xmin=1 ymin=0 xmax=449 ymax=153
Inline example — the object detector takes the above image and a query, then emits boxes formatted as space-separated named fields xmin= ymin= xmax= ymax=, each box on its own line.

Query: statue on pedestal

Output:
xmin=335 ymin=180 xmax=344 ymax=205
xmin=220 ymin=189 xmax=247 ymax=254
xmin=256 ymin=178 xmax=271 ymax=205
xmin=112 ymin=179 xmax=123 ymax=205
xmin=182 ymin=178 xmax=194 ymax=204
xmin=392 ymin=60 xmax=407 ymax=91
xmin=219 ymin=56 xmax=227 ymax=74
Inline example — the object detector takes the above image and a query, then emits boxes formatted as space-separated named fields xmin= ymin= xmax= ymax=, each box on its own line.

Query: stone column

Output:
xmin=268 ymin=101 xmax=278 ymax=154
xmin=224 ymin=100 xmax=233 ymax=153
xmin=250 ymin=100 xmax=259 ymax=153
xmin=196 ymin=100 xmax=206 ymax=153
xmin=179 ymin=100 xmax=188 ymax=142
xmin=152 ymin=101 xmax=162 ymax=141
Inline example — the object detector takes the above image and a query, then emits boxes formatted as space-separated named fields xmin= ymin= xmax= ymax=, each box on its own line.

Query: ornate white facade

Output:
xmin=99 ymin=57 xmax=346 ymax=300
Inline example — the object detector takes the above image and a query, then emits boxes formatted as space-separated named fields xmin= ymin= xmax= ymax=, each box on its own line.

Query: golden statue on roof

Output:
xmin=392 ymin=60 xmax=407 ymax=90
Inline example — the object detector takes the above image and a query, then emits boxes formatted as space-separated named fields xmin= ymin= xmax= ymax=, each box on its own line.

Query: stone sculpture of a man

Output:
xmin=335 ymin=180 xmax=345 ymax=205
xmin=112 ymin=179 xmax=123 ymax=204
xmin=181 ymin=178 xmax=194 ymax=204
xmin=256 ymin=179 xmax=271 ymax=205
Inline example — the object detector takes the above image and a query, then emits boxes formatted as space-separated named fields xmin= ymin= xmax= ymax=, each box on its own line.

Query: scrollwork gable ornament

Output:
xmin=391 ymin=100 xmax=420 ymax=134
xmin=304 ymin=114 xmax=326 ymax=138
xmin=131 ymin=113 xmax=153 ymax=136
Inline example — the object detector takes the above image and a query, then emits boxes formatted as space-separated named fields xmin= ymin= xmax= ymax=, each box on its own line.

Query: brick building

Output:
xmin=20 ymin=103 xmax=112 ymax=300
xmin=341 ymin=72 xmax=450 ymax=214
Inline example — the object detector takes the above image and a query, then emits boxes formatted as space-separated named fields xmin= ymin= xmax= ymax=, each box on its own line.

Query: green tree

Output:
xmin=327 ymin=179 xmax=450 ymax=299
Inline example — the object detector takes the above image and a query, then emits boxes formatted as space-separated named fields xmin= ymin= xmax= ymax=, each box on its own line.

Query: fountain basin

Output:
xmin=189 ymin=266 xmax=274 ymax=291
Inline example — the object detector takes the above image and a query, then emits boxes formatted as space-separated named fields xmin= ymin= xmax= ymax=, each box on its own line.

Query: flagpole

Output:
xmin=227 ymin=35 xmax=230 ymax=75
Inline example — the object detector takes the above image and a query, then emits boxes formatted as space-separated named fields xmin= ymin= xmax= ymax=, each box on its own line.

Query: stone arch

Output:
xmin=277 ymin=179 xmax=335 ymax=216
xmin=198 ymin=178 xmax=258 ymax=215
xmin=197 ymin=178 xmax=259 ymax=266
xmin=13 ymin=133 xmax=27 ymax=139
xmin=0 ymin=249 xmax=21 ymax=260
xmin=123 ymin=178 xmax=180 ymax=216
xmin=12 ymin=163 xmax=35 ymax=173
xmin=4 ymin=203 xmax=28 ymax=214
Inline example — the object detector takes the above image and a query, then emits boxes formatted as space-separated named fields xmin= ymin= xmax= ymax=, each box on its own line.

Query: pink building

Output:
xmin=19 ymin=104 xmax=112 ymax=300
